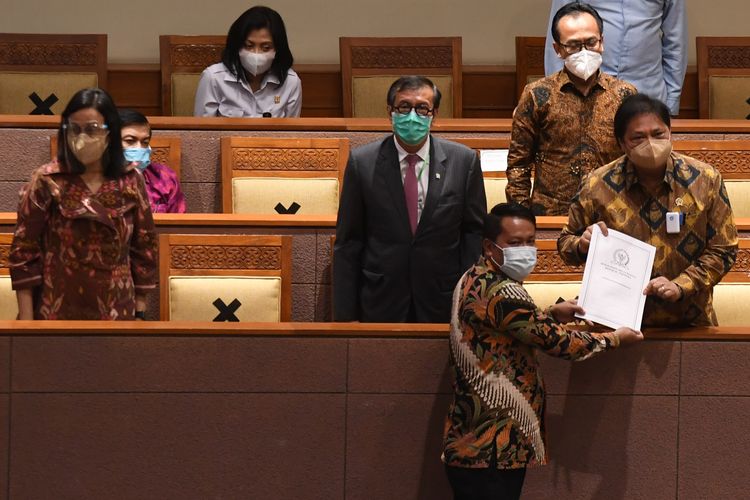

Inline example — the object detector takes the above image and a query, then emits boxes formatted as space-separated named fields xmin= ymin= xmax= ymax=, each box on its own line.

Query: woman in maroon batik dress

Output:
xmin=9 ymin=88 xmax=157 ymax=320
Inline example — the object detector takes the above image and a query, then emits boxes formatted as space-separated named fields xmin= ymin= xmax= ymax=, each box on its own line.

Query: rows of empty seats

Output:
xmin=3 ymin=33 xmax=749 ymax=118
xmin=2 ymin=233 xmax=750 ymax=325
xmin=47 ymin=133 xmax=750 ymax=217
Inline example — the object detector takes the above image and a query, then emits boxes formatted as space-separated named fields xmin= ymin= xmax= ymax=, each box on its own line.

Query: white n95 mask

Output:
xmin=564 ymin=49 xmax=602 ymax=81
xmin=239 ymin=49 xmax=275 ymax=76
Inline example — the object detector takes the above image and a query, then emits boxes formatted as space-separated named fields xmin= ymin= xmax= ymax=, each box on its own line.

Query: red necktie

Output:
xmin=404 ymin=154 xmax=419 ymax=235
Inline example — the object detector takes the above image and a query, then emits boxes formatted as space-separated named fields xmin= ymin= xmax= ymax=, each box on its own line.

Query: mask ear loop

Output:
xmin=488 ymin=240 xmax=505 ymax=271
xmin=61 ymin=122 xmax=74 ymax=173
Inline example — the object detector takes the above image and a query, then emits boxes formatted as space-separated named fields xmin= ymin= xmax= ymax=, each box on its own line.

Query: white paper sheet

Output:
xmin=576 ymin=226 xmax=656 ymax=331
xmin=480 ymin=149 xmax=508 ymax=171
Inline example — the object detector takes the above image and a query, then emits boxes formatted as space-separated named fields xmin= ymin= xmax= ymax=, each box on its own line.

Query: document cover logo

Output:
xmin=612 ymin=248 xmax=630 ymax=268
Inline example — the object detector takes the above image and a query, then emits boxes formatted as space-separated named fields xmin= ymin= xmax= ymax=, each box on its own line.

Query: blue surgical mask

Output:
xmin=391 ymin=110 xmax=432 ymax=146
xmin=489 ymin=241 xmax=537 ymax=282
xmin=124 ymin=147 xmax=151 ymax=171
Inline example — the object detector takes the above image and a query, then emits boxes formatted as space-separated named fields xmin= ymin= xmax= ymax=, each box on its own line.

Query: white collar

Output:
xmin=393 ymin=135 xmax=430 ymax=163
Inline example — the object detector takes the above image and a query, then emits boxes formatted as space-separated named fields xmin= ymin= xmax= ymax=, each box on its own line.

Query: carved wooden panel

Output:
xmin=678 ymin=150 xmax=750 ymax=174
xmin=732 ymin=248 xmax=750 ymax=272
xmin=170 ymin=245 xmax=281 ymax=270
xmin=170 ymin=44 xmax=223 ymax=68
xmin=232 ymin=148 xmax=340 ymax=171
xmin=0 ymin=42 xmax=100 ymax=66
xmin=708 ymin=46 xmax=750 ymax=68
xmin=533 ymin=248 xmax=583 ymax=275
xmin=151 ymin=147 xmax=170 ymax=168
xmin=351 ymin=46 xmax=453 ymax=68
xmin=0 ymin=244 xmax=9 ymax=268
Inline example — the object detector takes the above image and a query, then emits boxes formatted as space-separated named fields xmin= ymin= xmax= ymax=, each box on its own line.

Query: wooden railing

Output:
xmin=3 ymin=115 xmax=750 ymax=133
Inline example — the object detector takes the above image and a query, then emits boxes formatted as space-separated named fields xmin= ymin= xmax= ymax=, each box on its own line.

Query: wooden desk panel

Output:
xmin=0 ymin=323 xmax=746 ymax=499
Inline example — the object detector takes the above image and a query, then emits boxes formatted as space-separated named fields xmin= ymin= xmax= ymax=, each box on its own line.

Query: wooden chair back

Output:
xmin=697 ymin=37 xmax=750 ymax=119
xmin=220 ymin=137 xmax=349 ymax=214
xmin=159 ymin=234 xmax=292 ymax=322
xmin=0 ymin=33 xmax=107 ymax=115
xmin=515 ymin=36 xmax=546 ymax=100
xmin=339 ymin=36 xmax=462 ymax=118
xmin=159 ymin=35 xmax=225 ymax=116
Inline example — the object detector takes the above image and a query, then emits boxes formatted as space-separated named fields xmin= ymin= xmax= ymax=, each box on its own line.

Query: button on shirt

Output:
xmin=394 ymin=136 xmax=430 ymax=222
xmin=544 ymin=0 xmax=687 ymax=115
xmin=194 ymin=62 xmax=302 ymax=117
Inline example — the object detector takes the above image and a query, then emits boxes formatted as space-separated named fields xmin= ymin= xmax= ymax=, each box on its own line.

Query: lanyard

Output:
xmin=415 ymin=150 xmax=429 ymax=181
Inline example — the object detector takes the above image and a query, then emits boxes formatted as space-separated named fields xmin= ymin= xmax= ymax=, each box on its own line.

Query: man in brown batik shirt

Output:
xmin=506 ymin=2 xmax=636 ymax=216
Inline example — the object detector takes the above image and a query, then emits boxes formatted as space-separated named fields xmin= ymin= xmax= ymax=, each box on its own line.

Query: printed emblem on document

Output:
xmin=612 ymin=249 xmax=630 ymax=268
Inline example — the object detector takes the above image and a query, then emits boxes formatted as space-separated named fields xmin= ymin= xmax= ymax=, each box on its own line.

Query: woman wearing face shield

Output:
xmin=194 ymin=5 xmax=301 ymax=118
xmin=558 ymin=93 xmax=738 ymax=327
xmin=9 ymin=88 xmax=157 ymax=320
xmin=444 ymin=202 xmax=642 ymax=500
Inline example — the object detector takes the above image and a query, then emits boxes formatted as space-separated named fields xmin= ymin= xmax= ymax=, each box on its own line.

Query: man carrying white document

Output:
xmin=558 ymin=94 xmax=738 ymax=327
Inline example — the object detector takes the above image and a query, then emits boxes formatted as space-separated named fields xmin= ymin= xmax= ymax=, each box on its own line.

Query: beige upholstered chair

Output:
xmin=0 ymin=234 xmax=18 ymax=320
xmin=673 ymin=140 xmax=750 ymax=218
xmin=712 ymin=239 xmax=750 ymax=326
xmin=159 ymin=234 xmax=292 ymax=322
xmin=50 ymin=135 xmax=182 ymax=178
xmin=0 ymin=33 xmax=107 ymax=115
xmin=159 ymin=35 xmax=224 ymax=116
xmin=515 ymin=36 xmax=546 ymax=100
xmin=221 ymin=137 xmax=349 ymax=214
xmin=339 ymin=36 xmax=462 ymax=118
xmin=450 ymin=137 xmax=534 ymax=210
xmin=522 ymin=241 xmax=583 ymax=309
xmin=697 ymin=37 xmax=750 ymax=119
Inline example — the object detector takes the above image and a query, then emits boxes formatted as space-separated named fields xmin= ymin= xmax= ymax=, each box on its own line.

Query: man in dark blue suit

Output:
xmin=334 ymin=76 xmax=487 ymax=323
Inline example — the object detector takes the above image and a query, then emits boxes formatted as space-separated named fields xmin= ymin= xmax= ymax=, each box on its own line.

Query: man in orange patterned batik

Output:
xmin=443 ymin=202 xmax=642 ymax=500
xmin=506 ymin=2 xmax=636 ymax=215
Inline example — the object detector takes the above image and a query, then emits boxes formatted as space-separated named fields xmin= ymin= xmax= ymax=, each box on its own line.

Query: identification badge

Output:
xmin=666 ymin=211 xmax=681 ymax=234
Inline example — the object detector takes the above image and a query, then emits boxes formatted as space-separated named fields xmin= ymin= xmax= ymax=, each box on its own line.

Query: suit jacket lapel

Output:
xmin=379 ymin=137 xmax=412 ymax=236
xmin=417 ymin=136 xmax=447 ymax=234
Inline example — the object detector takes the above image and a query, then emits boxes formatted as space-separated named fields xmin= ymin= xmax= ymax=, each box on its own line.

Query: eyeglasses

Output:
xmin=392 ymin=104 xmax=434 ymax=117
xmin=558 ymin=37 xmax=601 ymax=54
xmin=63 ymin=122 xmax=109 ymax=137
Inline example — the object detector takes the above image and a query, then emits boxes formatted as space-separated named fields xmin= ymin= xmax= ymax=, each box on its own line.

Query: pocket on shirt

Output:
xmin=217 ymin=103 xmax=245 ymax=118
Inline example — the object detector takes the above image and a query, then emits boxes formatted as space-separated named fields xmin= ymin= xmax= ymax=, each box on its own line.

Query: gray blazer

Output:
xmin=334 ymin=135 xmax=486 ymax=323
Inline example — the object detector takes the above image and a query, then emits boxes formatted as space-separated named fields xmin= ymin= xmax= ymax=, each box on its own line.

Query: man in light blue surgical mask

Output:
xmin=443 ymin=202 xmax=642 ymax=500
xmin=334 ymin=76 xmax=487 ymax=323
xmin=119 ymin=109 xmax=186 ymax=213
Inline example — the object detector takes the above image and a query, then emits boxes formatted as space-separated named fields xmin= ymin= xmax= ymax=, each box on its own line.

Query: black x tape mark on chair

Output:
xmin=274 ymin=202 xmax=301 ymax=214
xmin=159 ymin=234 xmax=292 ymax=322
xmin=212 ymin=298 xmax=241 ymax=322
xmin=220 ymin=137 xmax=349 ymax=215
xmin=0 ymin=33 xmax=107 ymax=115
xmin=28 ymin=92 xmax=58 ymax=115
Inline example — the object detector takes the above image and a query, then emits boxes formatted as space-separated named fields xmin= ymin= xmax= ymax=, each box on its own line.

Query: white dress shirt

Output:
xmin=394 ymin=136 xmax=430 ymax=222
xmin=194 ymin=62 xmax=302 ymax=117
xmin=544 ymin=0 xmax=687 ymax=115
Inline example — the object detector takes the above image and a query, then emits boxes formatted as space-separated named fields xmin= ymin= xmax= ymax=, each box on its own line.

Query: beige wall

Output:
xmin=0 ymin=0 xmax=746 ymax=65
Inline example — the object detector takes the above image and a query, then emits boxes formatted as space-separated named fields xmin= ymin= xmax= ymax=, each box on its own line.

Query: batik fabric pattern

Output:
xmin=506 ymin=70 xmax=636 ymax=215
xmin=141 ymin=162 xmax=186 ymax=214
xmin=9 ymin=162 xmax=158 ymax=320
xmin=442 ymin=258 xmax=619 ymax=469
xmin=558 ymin=152 xmax=738 ymax=327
